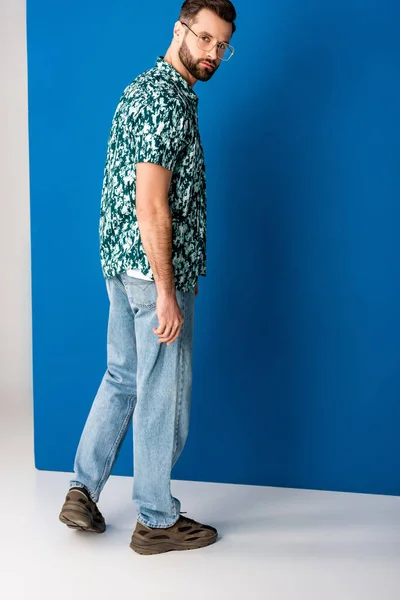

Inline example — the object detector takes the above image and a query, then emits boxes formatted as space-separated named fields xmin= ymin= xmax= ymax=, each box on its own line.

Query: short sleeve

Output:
xmin=132 ymin=97 xmax=186 ymax=172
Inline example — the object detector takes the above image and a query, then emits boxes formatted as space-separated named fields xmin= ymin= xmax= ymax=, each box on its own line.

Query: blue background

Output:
xmin=28 ymin=0 xmax=400 ymax=495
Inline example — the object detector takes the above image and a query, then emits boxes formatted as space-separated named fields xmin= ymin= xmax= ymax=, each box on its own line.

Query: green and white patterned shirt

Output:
xmin=99 ymin=56 xmax=207 ymax=293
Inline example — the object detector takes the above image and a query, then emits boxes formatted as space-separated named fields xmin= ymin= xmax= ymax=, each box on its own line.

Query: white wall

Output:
xmin=0 ymin=0 xmax=32 ymax=415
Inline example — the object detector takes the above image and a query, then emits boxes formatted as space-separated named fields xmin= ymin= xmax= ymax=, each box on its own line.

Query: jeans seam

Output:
xmin=93 ymin=394 xmax=136 ymax=499
xmin=113 ymin=273 xmax=127 ymax=294
xmin=172 ymin=293 xmax=186 ymax=473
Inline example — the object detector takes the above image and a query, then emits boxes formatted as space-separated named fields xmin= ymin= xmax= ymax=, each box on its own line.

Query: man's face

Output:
xmin=178 ymin=9 xmax=233 ymax=82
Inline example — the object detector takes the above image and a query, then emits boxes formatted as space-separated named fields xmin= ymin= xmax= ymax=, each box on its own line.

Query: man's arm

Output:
xmin=136 ymin=161 xmax=183 ymax=345
xmin=136 ymin=161 xmax=175 ymax=294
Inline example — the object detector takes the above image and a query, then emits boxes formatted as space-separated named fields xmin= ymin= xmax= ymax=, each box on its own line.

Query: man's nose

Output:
xmin=206 ymin=44 xmax=218 ymax=61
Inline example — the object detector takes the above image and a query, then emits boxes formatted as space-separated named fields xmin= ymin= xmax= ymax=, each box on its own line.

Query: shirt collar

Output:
xmin=155 ymin=56 xmax=199 ymax=104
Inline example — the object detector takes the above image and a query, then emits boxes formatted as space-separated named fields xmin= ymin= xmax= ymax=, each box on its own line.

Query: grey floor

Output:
xmin=1 ymin=402 xmax=400 ymax=600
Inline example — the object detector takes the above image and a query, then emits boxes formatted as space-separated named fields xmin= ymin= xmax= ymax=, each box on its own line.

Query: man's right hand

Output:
xmin=153 ymin=291 xmax=184 ymax=346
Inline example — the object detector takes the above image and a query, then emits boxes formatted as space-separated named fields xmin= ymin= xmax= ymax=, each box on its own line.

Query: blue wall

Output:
xmin=28 ymin=0 xmax=400 ymax=496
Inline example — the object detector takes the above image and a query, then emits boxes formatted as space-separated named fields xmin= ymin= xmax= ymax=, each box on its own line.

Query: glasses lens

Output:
xmin=197 ymin=38 xmax=233 ymax=61
xmin=218 ymin=45 xmax=232 ymax=61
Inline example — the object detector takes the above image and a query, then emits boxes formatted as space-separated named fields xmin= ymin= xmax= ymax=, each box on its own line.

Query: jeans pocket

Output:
xmin=121 ymin=275 xmax=157 ymax=309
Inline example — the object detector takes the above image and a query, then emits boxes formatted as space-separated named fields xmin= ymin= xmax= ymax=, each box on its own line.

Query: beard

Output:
xmin=178 ymin=38 xmax=219 ymax=82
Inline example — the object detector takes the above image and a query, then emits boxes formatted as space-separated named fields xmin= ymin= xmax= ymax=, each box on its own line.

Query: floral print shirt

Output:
xmin=99 ymin=56 xmax=207 ymax=293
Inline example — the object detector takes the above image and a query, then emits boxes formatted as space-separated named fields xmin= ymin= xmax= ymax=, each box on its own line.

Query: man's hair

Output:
xmin=179 ymin=0 xmax=237 ymax=35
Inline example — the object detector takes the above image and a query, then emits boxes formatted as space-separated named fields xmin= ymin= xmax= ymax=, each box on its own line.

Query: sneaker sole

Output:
xmin=59 ymin=510 xmax=106 ymax=534
xmin=129 ymin=533 xmax=218 ymax=555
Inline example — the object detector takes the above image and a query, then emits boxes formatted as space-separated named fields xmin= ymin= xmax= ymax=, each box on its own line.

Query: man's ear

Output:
xmin=173 ymin=20 xmax=183 ymax=42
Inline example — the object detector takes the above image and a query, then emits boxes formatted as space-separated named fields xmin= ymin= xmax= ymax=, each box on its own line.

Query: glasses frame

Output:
xmin=180 ymin=21 xmax=235 ymax=62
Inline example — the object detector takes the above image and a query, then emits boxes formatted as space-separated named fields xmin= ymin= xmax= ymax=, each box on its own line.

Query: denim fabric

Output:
xmin=70 ymin=273 xmax=195 ymax=528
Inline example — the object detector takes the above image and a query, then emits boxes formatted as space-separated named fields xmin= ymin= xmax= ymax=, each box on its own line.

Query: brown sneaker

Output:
xmin=59 ymin=487 xmax=106 ymax=533
xmin=130 ymin=515 xmax=218 ymax=555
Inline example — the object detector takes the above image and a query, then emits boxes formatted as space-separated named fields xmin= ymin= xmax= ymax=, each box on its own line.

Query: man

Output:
xmin=59 ymin=0 xmax=237 ymax=555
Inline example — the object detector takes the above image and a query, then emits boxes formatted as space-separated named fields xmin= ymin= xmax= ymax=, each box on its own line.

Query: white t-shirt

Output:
xmin=125 ymin=269 xmax=153 ymax=281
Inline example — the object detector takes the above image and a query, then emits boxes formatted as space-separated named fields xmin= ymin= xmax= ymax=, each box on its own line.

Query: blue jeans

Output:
xmin=69 ymin=273 xmax=195 ymax=528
